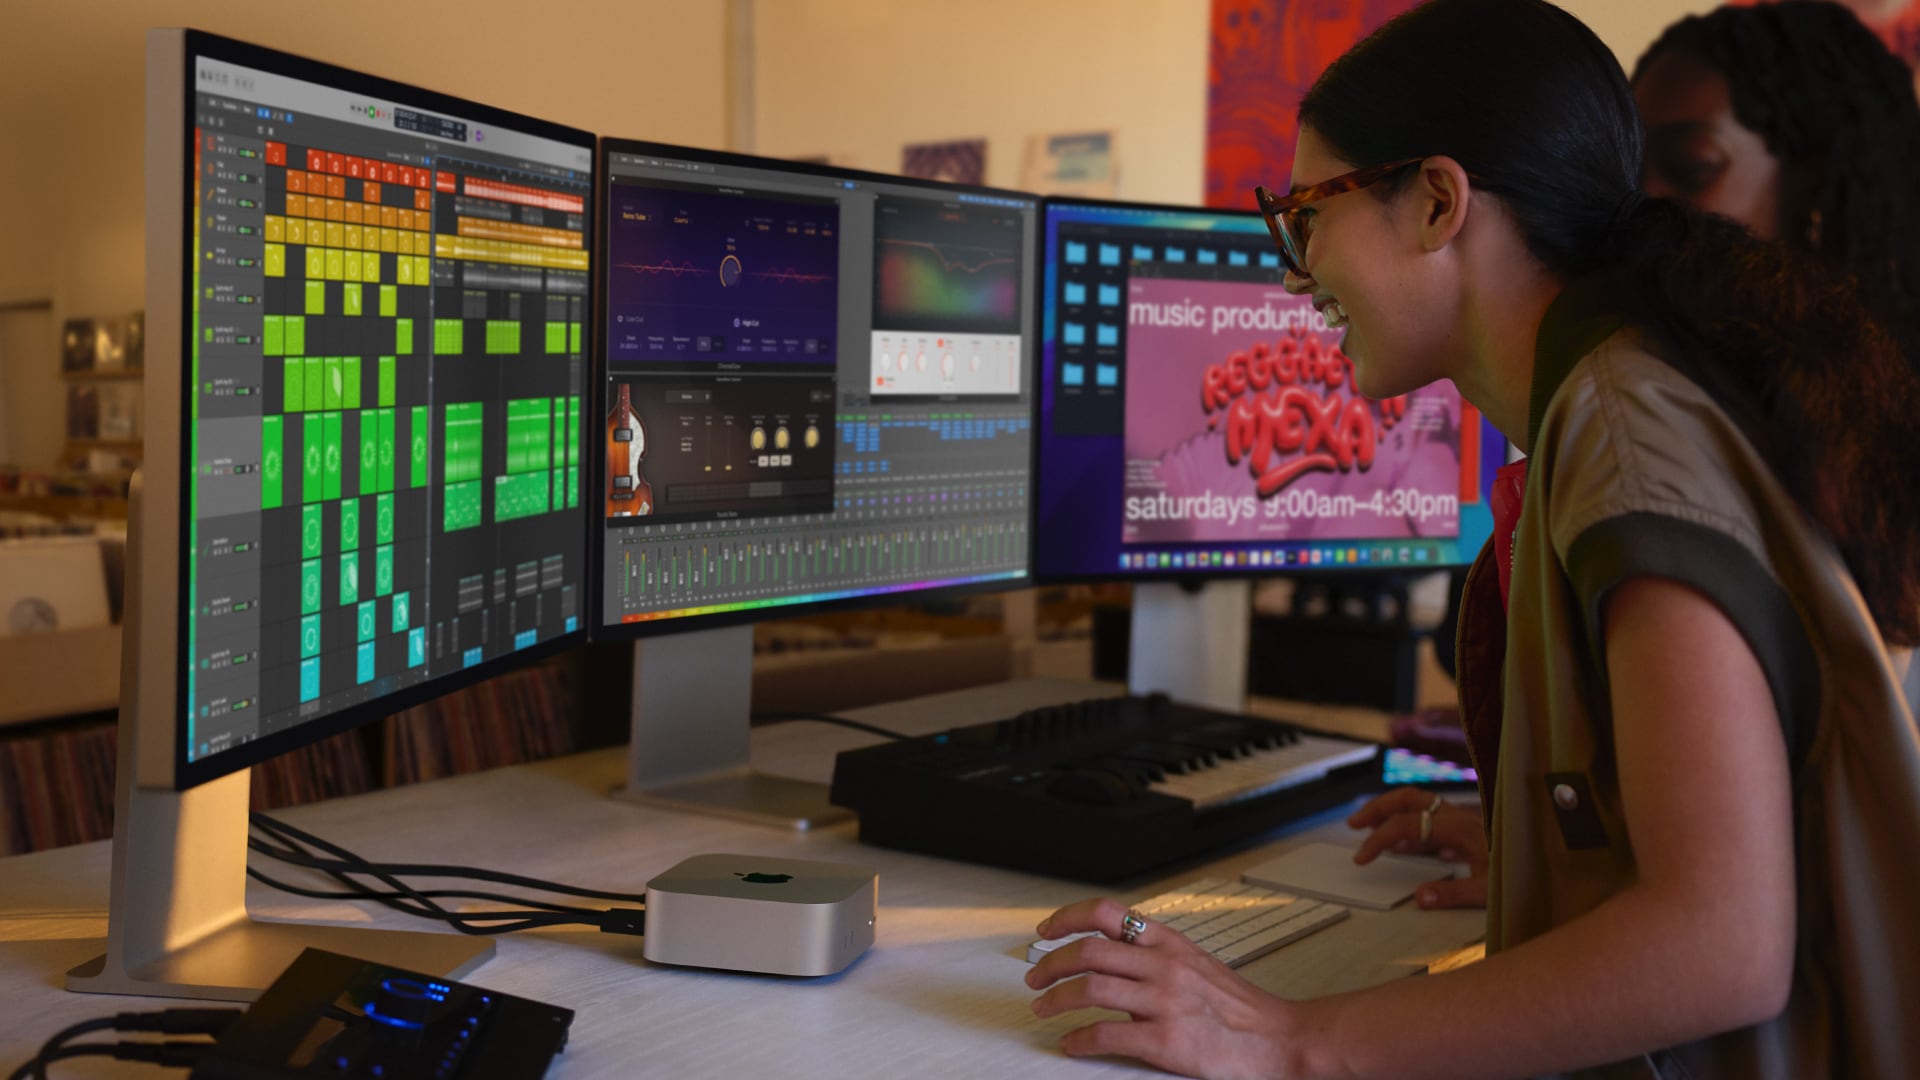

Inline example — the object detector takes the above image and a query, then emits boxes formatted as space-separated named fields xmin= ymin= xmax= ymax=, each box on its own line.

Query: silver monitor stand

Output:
xmin=1126 ymin=579 xmax=1252 ymax=712
xmin=66 ymin=474 xmax=493 ymax=1002
xmin=612 ymin=625 xmax=852 ymax=830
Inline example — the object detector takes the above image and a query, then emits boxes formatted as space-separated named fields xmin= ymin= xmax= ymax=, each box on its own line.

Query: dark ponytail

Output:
xmin=1300 ymin=0 xmax=1920 ymax=645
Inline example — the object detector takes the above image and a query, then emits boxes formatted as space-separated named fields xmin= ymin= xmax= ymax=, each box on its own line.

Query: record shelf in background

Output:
xmin=0 ymin=654 xmax=584 ymax=857
xmin=56 ymin=313 xmax=144 ymax=478
xmin=0 ymin=310 xmax=142 ymax=522
xmin=0 ymin=614 xmax=1015 ymax=856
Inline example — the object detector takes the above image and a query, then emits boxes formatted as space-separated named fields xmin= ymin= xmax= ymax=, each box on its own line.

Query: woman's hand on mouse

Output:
xmin=1026 ymin=897 xmax=1310 ymax=1079
xmin=1347 ymin=786 xmax=1489 ymax=909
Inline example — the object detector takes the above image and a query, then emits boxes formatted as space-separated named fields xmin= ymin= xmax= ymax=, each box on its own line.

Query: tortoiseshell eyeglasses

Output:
xmin=1253 ymin=158 xmax=1424 ymax=276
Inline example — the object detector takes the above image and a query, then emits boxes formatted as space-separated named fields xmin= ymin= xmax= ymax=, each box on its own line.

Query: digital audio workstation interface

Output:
xmin=1032 ymin=202 xmax=1500 ymax=581
xmin=599 ymin=148 xmax=1035 ymax=624
xmin=188 ymin=55 xmax=592 ymax=761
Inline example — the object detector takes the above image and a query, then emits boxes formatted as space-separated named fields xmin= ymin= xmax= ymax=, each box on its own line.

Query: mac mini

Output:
xmin=643 ymin=853 xmax=877 ymax=976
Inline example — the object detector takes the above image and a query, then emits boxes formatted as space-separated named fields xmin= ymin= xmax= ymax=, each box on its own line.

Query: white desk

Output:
xmin=0 ymin=678 xmax=1483 ymax=1078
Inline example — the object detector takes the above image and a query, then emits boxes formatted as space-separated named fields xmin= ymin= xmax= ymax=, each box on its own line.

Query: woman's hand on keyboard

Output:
xmin=1348 ymin=786 xmax=1488 ymax=909
xmin=1025 ymin=897 xmax=1304 ymax=1080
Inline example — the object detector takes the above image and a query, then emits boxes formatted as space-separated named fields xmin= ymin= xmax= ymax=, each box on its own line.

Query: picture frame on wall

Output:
xmin=58 ymin=313 xmax=145 ymax=372
xmin=1019 ymin=131 xmax=1118 ymax=197
xmin=60 ymin=319 xmax=99 ymax=373
xmin=901 ymin=139 xmax=987 ymax=185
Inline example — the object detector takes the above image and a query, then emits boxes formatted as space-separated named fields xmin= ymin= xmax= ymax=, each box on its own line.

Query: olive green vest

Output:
xmin=1457 ymin=289 xmax=1920 ymax=1078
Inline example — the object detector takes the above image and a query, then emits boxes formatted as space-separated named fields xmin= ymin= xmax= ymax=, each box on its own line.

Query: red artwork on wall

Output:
xmin=1205 ymin=1 xmax=1920 ymax=216
xmin=1203 ymin=0 xmax=1423 ymax=210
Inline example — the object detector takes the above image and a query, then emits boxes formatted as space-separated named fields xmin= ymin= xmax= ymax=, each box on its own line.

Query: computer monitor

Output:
xmin=70 ymin=29 xmax=596 ymax=1001
xmin=591 ymin=141 xmax=1038 ymax=826
xmin=1032 ymin=197 xmax=1504 ymax=706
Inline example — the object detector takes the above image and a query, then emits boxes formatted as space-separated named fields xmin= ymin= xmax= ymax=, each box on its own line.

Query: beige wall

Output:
xmin=1575 ymin=0 xmax=1725 ymax=71
xmin=0 ymin=0 xmax=730 ymax=469
xmin=750 ymin=0 xmax=1210 ymax=203
xmin=749 ymin=0 xmax=1721 ymax=206
xmin=0 ymin=0 xmax=1721 ymax=470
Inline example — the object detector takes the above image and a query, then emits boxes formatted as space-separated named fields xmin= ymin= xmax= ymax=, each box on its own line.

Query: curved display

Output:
xmin=172 ymin=32 xmax=593 ymax=787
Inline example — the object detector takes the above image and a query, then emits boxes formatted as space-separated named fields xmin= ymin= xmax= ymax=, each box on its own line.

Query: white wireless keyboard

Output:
xmin=1026 ymin=877 xmax=1349 ymax=969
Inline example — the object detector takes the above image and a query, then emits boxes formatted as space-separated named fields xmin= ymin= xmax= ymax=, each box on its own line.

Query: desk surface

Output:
xmin=0 ymin=678 xmax=1483 ymax=1078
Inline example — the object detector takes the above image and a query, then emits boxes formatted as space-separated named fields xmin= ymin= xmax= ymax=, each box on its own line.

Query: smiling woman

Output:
xmin=1025 ymin=1 xmax=1920 ymax=1077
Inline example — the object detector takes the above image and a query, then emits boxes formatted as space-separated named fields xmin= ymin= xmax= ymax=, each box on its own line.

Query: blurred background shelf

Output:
xmin=0 ymin=624 xmax=121 ymax=730
xmin=61 ymin=438 xmax=142 ymax=450
xmin=0 ymin=493 xmax=128 ymax=520
xmin=59 ymin=370 xmax=143 ymax=382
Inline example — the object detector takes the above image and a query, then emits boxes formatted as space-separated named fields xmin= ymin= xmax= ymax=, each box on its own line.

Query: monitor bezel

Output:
xmin=1028 ymin=194 xmax=1501 ymax=587
xmin=587 ymin=138 xmax=1039 ymax=642
xmin=167 ymin=29 xmax=596 ymax=791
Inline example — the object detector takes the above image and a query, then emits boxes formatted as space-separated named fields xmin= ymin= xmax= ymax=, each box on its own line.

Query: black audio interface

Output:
xmin=191 ymin=949 xmax=571 ymax=1080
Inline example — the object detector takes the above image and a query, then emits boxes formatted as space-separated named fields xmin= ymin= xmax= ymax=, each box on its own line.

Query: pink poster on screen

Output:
xmin=1121 ymin=276 xmax=1466 ymax=545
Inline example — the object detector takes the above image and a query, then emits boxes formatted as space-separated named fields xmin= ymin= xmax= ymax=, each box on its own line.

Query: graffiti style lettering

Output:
xmin=1202 ymin=329 xmax=1405 ymax=498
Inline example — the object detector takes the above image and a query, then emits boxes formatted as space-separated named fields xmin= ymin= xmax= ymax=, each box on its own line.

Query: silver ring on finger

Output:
xmin=1418 ymin=807 xmax=1434 ymax=845
xmin=1120 ymin=910 xmax=1147 ymax=945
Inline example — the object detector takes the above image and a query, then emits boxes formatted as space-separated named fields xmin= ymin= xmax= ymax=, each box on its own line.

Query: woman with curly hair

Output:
xmin=1634 ymin=1 xmax=1920 ymax=368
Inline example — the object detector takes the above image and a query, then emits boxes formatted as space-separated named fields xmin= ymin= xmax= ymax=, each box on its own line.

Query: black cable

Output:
xmin=247 ymin=865 xmax=643 ymax=936
xmin=242 ymin=867 xmax=604 ymax=934
xmin=249 ymin=812 xmax=648 ymax=902
xmin=249 ymin=814 xmax=647 ymax=900
xmin=240 ymin=871 xmax=610 ymax=917
xmin=10 ymin=1040 xmax=211 ymax=1080
xmin=753 ymin=710 xmax=909 ymax=740
xmin=248 ymin=814 xmax=647 ymax=934
xmin=245 ymin=816 xmax=643 ymax=936
xmin=126 ymin=1011 xmax=239 ymax=1038
xmin=246 ymin=813 xmax=520 ymax=938
xmin=11 ymin=1010 xmax=240 ymax=1080
xmin=20 ymin=1019 xmax=112 ymax=1061
xmin=245 ymin=817 xmax=626 ymax=927
xmin=244 ymin=829 xmax=594 ymax=933
xmin=244 ymin=833 xmax=609 ymax=916
xmin=246 ymin=835 xmax=649 ymax=908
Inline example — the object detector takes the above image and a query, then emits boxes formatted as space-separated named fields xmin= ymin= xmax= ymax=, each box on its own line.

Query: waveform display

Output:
xmin=605 ymin=179 xmax=840 ymax=364
xmin=614 ymin=259 xmax=833 ymax=286
xmin=877 ymin=240 xmax=1018 ymax=319
xmin=871 ymin=195 xmax=1023 ymax=335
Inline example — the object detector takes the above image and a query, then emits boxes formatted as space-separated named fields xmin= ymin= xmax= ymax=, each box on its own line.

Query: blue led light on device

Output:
xmin=361 ymin=1001 xmax=425 ymax=1031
